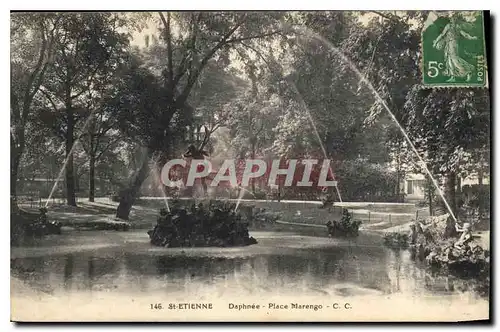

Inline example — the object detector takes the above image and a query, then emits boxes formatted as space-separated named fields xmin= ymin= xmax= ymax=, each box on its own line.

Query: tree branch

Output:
xmin=176 ymin=15 xmax=248 ymax=106
xmin=224 ymin=30 xmax=283 ymax=44
xmin=158 ymin=12 xmax=174 ymax=96
xmin=172 ymin=12 xmax=202 ymax=88
xmin=21 ymin=21 xmax=48 ymax=120
xmin=370 ymin=11 xmax=404 ymax=24
xmin=96 ymin=138 xmax=118 ymax=161
xmin=255 ymin=121 xmax=265 ymax=136
xmin=39 ymin=88 xmax=59 ymax=112
xmin=237 ymin=42 xmax=272 ymax=69
xmin=27 ymin=18 xmax=60 ymax=110
xmin=71 ymin=65 xmax=100 ymax=100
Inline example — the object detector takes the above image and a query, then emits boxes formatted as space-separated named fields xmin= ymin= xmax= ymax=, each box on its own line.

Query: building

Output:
xmin=403 ymin=172 xmax=490 ymax=202
xmin=403 ymin=173 xmax=427 ymax=201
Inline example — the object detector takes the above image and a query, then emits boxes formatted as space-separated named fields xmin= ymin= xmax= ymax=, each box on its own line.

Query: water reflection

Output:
xmin=10 ymin=235 xmax=488 ymax=300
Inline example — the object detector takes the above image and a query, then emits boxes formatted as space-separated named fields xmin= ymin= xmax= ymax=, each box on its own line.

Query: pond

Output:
xmin=10 ymin=230 xmax=489 ymax=322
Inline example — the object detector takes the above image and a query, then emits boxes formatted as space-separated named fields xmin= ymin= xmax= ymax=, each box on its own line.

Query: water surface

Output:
xmin=11 ymin=230 xmax=489 ymax=322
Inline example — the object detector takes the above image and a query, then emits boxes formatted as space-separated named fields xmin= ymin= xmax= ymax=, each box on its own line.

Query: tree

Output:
xmin=79 ymin=71 xmax=125 ymax=202
xmin=81 ymin=113 xmax=122 ymax=202
xmin=38 ymin=13 xmax=130 ymax=206
xmin=344 ymin=12 xmax=489 ymax=216
xmin=405 ymin=87 xmax=490 ymax=216
xmin=188 ymin=59 xmax=248 ymax=141
xmin=387 ymin=128 xmax=415 ymax=202
xmin=10 ymin=13 xmax=59 ymax=206
xmin=112 ymin=12 xmax=287 ymax=219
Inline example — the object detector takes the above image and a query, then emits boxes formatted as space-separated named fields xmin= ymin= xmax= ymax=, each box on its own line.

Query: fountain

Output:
xmin=286 ymin=26 xmax=489 ymax=275
xmin=289 ymin=25 xmax=458 ymax=223
xmin=147 ymin=202 xmax=257 ymax=248
xmin=20 ymin=22 xmax=460 ymax=249
xmin=224 ymin=22 xmax=462 ymax=243
xmin=149 ymin=155 xmax=171 ymax=213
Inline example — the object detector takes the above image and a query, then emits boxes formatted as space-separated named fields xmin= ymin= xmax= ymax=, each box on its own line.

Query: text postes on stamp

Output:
xmin=421 ymin=11 xmax=487 ymax=88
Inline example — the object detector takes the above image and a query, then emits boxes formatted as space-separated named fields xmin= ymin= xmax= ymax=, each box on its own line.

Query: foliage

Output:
xmin=461 ymin=184 xmax=490 ymax=214
xmin=405 ymin=87 xmax=490 ymax=177
xmin=425 ymin=240 xmax=490 ymax=276
xmin=11 ymin=208 xmax=62 ymax=246
xmin=326 ymin=209 xmax=361 ymax=237
xmin=38 ymin=13 xmax=130 ymax=138
xmin=147 ymin=202 xmax=258 ymax=247
xmin=11 ymin=11 xmax=490 ymax=217
xmin=11 ymin=13 xmax=60 ymax=200
xmin=227 ymin=92 xmax=282 ymax=159
xmin=335 ymin=158 xmax=399 ymax=201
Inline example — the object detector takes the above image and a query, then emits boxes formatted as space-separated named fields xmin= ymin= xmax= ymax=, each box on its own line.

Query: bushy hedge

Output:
xmin=11 ymin=207 xmax=62 ymax=245
xmin=147 ymin=202 xmax=257 ymax=248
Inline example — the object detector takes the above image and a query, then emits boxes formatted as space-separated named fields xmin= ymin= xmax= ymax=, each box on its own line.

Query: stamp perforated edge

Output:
xmin=419 ymin=11 xmax=489 ymax=90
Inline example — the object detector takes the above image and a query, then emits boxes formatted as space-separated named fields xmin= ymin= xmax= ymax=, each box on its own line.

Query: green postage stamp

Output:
xmin=421 ymin=11 xmax=488 ymax=88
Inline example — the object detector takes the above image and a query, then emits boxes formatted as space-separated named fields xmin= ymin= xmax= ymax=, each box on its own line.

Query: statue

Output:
xmin=183 ymin=126 xmax=211 ymax=196
xmin=454 ymin=222 xmax=473 ymax=249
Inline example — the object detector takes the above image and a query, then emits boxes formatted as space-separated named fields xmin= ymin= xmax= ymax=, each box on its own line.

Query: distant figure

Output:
xmin=183 ymin=144 xmax=209 ymax=159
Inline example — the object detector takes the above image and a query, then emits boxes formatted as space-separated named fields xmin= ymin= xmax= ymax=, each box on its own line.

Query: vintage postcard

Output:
xmin=10 ymin=10 xmax=490 ymax=322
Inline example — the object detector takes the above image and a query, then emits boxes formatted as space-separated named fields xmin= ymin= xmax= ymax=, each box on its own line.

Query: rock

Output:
xmin=147 ymin=203 xmax=258 ymax=248
xmin=384 ymin=214 xmax=489 ymax=278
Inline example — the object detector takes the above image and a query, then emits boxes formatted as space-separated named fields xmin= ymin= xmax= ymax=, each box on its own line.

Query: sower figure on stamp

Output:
xmin=433 ymin=13 xmax=478 ymax=82
xmin=183 ymin=126 xmax=211 ymax=196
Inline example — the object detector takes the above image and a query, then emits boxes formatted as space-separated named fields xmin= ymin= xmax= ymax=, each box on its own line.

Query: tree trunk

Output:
xmin=478 ymin=163 xmax=484 ymax=221
xmin=427 ymin=178 xmax=433 ymax=216
xmin=11 ymin=148 xmax=21 ymax=203
xmin=65 ymin=107 xmax=77 ymax=206
xmin=11 ymin=129 xmax=25 ymax=210
xmin=251 ymin=142 xmax=256 ymax=194
xmin=89 ymin=154 xmax=96 ymax=202
xmin=115 ymin=149 xmax=152 ymax=220
xmin=444 ymin=171 xmax=457 ymax=215
xmin=395 ymin=140 xmax=401 ymax=202
xmin=443 ymin=172 xmax=458 ymax=238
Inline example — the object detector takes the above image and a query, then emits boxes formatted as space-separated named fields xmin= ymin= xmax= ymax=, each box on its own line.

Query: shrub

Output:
xmin=326 ymin=209 xmax=362 ymax=237
xmin=147 ymin=202 xmax=258 ymax=248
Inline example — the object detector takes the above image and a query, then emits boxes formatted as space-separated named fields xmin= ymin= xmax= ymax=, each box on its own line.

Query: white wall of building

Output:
xmin=402 ymin=172 xmax=490 ymax=201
